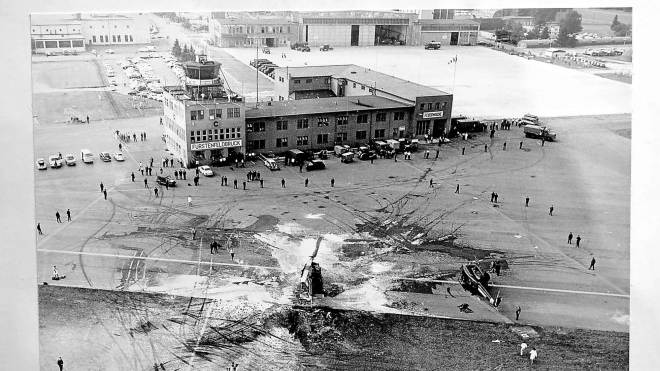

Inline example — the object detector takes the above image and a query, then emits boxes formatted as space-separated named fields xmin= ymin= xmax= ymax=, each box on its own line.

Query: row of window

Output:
xmin=247 ymin=113 xmax=405 ymax=133
xmin=248 ymin=129 xmax=392 ymax=150
xmin=189 ymin=128 xmax=241 ymax=143
xmin=35 ymin=40 xmax=85 ymax=48
xmin=419 ymin=102 xmax=447 ymax=111
xmin=91 ymin=35 xmax=133 ymax=43
xmin=226 ymin=25 xmax=292 ymax=34
xmin=350 ymin=82 xmax=373 ymax=92
xmin=190 ymin=107 xmax=240 ymax=121
xmin=293 ymin=78 xmax=330 ymax=84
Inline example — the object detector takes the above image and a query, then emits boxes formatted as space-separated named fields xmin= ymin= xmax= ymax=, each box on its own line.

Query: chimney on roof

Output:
xmin=75 ymin=13 xmax=81 ymax=20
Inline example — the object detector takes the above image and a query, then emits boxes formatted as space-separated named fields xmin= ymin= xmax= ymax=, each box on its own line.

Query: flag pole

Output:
xmin=452 ymin=55 xmax=458 ymax=94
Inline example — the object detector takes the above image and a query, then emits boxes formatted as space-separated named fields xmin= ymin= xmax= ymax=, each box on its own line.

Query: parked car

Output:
xmin=49 ymin=155 xmax=63 ymax=168
xmin=262 ymin=47 xmax=271 ymax=54
xmin=319 ymin=44 xmax=333 ymax=51
xmin=425 ymin=41 xmax=442 ymax=50
xmin=156 ymin=175 xmax=176 ymax=187
xmin=36 ymin=158 xmax=47 ymax=170
xmin=112 ymin=152 xmax=124 ymax=161
xmin=99 ymin=152 xmax=112 ymax=162
xmin=63 ymin=50 xmax=78 ymax=55
xmin=306 ymin=160 xmax=326 ymax=171
xmin=300 ymin=46 xmax=311 ymax=52
xmin=59 ymin=154 xmax=74 ymax=166
xmin=291 ymin=42 xmax=308 ymax=50
xmin=198 ymin=165 xmax=214 ymax=177
xmin=105 ymin=49 xmax=115 ymax=54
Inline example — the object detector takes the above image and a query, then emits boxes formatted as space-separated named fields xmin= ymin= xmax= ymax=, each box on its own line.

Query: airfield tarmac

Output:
xmin=33 ymin=33 xmax=631 ymax=369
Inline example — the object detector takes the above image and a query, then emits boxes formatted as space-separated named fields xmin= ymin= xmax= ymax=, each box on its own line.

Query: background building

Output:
xmin=31 ymin=13 xmax=151 ymax=52
xmin=418 ymin=19 xmax=480 ymax=45
xmin=162 ymin=55 xmax=246 ymax=167
xmin=209 ymin=18 xmax=298 ymax=48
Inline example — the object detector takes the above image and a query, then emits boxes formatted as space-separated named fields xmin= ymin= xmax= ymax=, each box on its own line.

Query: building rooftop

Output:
xmin=279 ymin=64 xmax=451 ymax=102
xmin=418 ymin=19 xmax=481 ymax=25
xmin=217 ymin=18 xmax=295 ymax=25
xmin=245 ymin=95 xmax=411 ymax=119
xmin=281 ymin=65 xmax=352 ymax=78
xmin=332 ymin=66 xmax=451 ymax=101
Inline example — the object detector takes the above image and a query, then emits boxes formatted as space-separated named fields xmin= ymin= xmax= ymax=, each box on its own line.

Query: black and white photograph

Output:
xmin=2 ymin=1 xmax=659 ymax=370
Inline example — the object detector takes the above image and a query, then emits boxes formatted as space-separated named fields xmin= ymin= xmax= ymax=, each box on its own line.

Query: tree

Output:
xmin=556 ymin=10 xmax=582 ymax=47
xmin=611 ymin=22 xmax=632 ymax=37
xmin=182 ymin=19 xmax=191 ymax=30
xmin=172 ymin=39 xmax=182 ymax=57
xmin=505 ymin=19 xmax=526 ymax=44
xmin=540 ymin=26 xmax=550 ymax=39
xmin=478 ymin=17 xmax=505 ymax=31
xmin=532 ymin=9 xmax=560 ymax=26
xmin=611 ymin=15 xmax=620 ymax=29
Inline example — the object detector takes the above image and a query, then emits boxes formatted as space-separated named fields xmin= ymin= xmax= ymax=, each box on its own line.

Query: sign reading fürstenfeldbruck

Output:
xmin=191 ymin=140 xmax=242 ymax=150
xmin=422 ymin=111 xmax=444 ymax=119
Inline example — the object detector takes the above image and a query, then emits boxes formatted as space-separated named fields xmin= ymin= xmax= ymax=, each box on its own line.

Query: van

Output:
xmin=425 ymin=41 xmax=442 ymax=50
xmin=81 ymin=149 xmax=94 ymax=163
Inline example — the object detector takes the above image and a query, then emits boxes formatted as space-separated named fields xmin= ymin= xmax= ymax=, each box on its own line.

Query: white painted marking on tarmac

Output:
xmin=306 ymin=213 xmax=325 ymax=219
xmin=38 ymin=249 xmax=283 ymax=270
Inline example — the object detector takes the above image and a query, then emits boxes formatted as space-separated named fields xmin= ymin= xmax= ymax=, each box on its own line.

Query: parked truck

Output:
xmin=524 ymin=125 xmax=557 ymax=141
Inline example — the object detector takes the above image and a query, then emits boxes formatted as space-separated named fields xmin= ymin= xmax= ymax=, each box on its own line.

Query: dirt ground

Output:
xmin=39 ymin=285 xmax=628 ymax=370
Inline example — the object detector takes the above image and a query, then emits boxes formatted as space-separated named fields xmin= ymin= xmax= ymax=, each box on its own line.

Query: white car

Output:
xmin=138 ymin=47 xmax=149 ymax=53
xmin=48 ymin=155 xmax=63 ymax=168
xmin=36 ymin=158 xmax=47 ymax=170
xmin=105 ymin=49 xmax=115 ymax=54
xmin=112 ymin=152 xmax=124 ymax=161
xmin=198 ymin=165 xmax=214 ymax=177
xmin=108 ymin=85 xmax=117 ymax=91
xmin=109 ymin=78 xmax=117 ymax=85
xmin=64 ymin=154 xmax=76 ymax=166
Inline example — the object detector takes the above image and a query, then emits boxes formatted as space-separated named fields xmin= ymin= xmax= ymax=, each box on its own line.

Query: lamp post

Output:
xmin=623 ymin=30 xmax=632 ymax=46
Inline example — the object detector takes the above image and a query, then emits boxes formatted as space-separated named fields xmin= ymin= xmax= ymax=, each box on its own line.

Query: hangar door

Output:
xmin=351 ymin=25 xmax=359 ymax=46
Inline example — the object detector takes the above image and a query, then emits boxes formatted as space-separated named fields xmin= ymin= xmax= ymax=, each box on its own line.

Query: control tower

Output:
xmin=181 ymin=54 xmax=227 ymax=100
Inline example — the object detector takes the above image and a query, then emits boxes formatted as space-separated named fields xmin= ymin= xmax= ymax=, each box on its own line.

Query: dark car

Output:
xmin=300 ymin=46 xmax=311 ymax=52
xmin=424 ymin=41 xmax=442 ymax=50
xmin=262 ymin=47 xmax=271 ymax=54
xmin=320 ymin=44 xmax=333 ymax=51
xmin=156 ymin=175 xmax=176 ymax=187
xmin=291 ymin=42 xmax=308 ymax=50
xmin=306 ymin=160 xmax=325 ymax=171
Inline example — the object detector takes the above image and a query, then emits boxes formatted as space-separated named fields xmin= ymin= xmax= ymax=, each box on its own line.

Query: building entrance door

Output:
xmin=266 ymin=38 xmax=275 ymax=47
xmin=351 ymin=25 xmax=360 ymax=46
xmin=450 ymin=32 xmax=459 ymax=45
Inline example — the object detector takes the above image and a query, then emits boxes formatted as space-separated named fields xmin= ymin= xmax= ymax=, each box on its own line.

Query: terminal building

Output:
xmin=162 ymin=55 xmax=246 ymax=167
xmin=243 ymin=64 xmax=453 ymax=153
xmin=31 ymin=13 xmax=151 ymax=54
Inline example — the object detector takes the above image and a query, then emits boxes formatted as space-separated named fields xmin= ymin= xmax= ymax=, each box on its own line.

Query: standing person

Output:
xmin=281 ymin=178 xmax=286 ymax=188
xmin=243 ymin=181 xmax=246 ymax=190
xmin=490 ymin=192 xmax=495 ymax=202
xmin=567 ymin=232 xmax=573 ymax=244
xmin=494 ymin=193 xmax=499 ymax=203
xmin=57 ymin=357 xmax=64 ymax=371
xmin=576 ymin=235 xmax=581 ymax=248
xmin=515 ymin=306 xmax=521 ymax=320
xmin=529 ymin=347 xmax=538 ymax=364
xmin=66 ymin=209 xmax=71 ymax=222
xmin=133 ymin=133 xmax=137 ymax=142
xmin=144 ymin=178 xmax=148 ymax=188
xmin=55 ymin=211 xmax=61 ymax=223
xmin=210 ymin=239 xmax=216 ymax=254
xmin=549 ymin=205 xmax=554 ymax=216
xmin=229 ymin=247 xmax=235 ymax=261
xmin=86 ymin=115 xmax=89 ymax=123
xmin=191 ymin=227 xmax=196 ymax=240
xmin=331 ymin=178 xmax=335 ymax=187
xmin=484 ymin=144 xmax=488 ymax=152
xmin=305 ymin=178 xmax=309 ymax=187
xmin=519 ymin=141 xmax=523 ymax=149
xmin=103 ymin=189 xmax=107 ymax=200
xmin=131 ymin=172 xmax=135 ymax=182
xmin=188 ymin=196 xmax=193 ymax=206
xmin=37 ymin=223 xmax=43 ymax=235
xmin=462 ymin=147 xmax=465 ymax=155
xmin=525 ymin=196 xmax=530 ymax=207
xmin=183 ymin=170 xmax=187 ymax=180
xmin=455 ymin=184 xmax=460 ymax=194
xmin=119 ymin=143 xmax=122 ymax=151
xmin=154 ymin=188 xmax=159 ymax=198
xmin=234 ymin=179 xmax=238 ymax=189
xmin=542 ymin=138 xmax=545 ymax=146
xmin=175 ymin=171 xmax=179 ymax=180
xmin=52 ymin=266 xmax=60 ymax=279
xmin=100 ymin=182 xmax=104 ymax=193
xmin=589 ymin=256 xmax=596 ymax=270
xmin=435 ymin=150 xmax=439 ymax=160
xmin=520 ymin=342 xmax=527 ymax=356
xmin=144 ymin=132 xmax=147 ymax=140
xmin=260 ymin=179 xmax=264 ymax=188
xmin=165 ymin=181 xmax=169 ymax=190
xmin=425 ymin=149 xmax=430 ymax=159
xmin=503 ymin=142 xmax=507 ymax=150
xmin=429 ymin=179 xmax=434 ymax=188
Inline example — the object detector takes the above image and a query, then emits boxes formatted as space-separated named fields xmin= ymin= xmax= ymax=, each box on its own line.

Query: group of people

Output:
xmin=247 ymin=170 xmax=261 ymax=182
xmin=116 ymin=131 xmax=147 ymax=143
